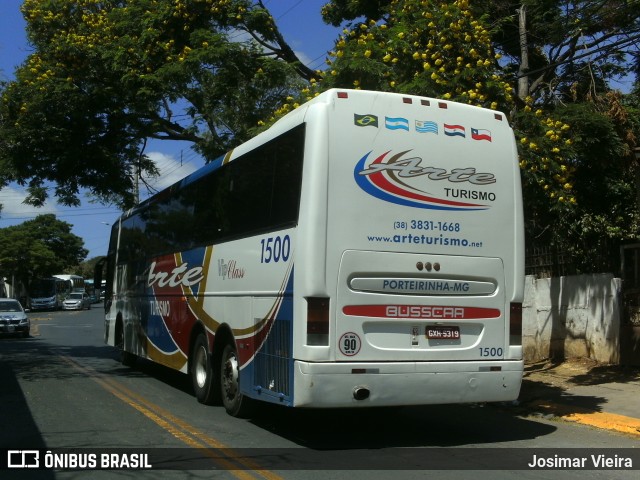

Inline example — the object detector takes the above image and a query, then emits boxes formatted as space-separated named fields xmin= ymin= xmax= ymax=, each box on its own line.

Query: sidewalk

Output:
xmin=515 ymin=359 xmax=640 ymax=438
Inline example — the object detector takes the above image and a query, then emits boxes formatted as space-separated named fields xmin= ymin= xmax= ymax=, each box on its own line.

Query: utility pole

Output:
xmin=134 ymin=161 xmax=140 ymax=205
xmin=134 ymin=140 xmax=147 ymax=205
xmin=517 ymin=6 xmax=529 ymax=101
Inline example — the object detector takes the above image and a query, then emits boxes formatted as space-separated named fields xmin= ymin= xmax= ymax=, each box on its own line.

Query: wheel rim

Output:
xmin=116 ymin=325 xmax=124 ymax=350
xmin=194 ymin=345 xmax=208 ymax=389
xmin=222 ymin=349 xmax=239 ymax=401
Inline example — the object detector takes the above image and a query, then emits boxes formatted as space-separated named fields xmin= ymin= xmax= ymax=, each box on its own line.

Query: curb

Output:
xmin=528 ymin=400 xmax=640 ymax=438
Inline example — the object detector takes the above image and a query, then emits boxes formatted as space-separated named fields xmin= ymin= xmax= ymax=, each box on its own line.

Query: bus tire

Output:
xmin=116 ymin=320 xmax=136 ymax=367
xmin=191 ymin=333 xmax=218 ymax=405
xmin=220 ymin=342 xmax=254 ymax=417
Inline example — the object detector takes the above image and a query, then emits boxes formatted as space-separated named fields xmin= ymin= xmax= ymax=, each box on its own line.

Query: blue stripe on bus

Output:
xmin=241 ymin=269 xmax=295 ymax=407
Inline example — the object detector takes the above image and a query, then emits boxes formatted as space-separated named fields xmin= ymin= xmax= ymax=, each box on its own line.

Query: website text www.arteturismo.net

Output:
xmin=367 ymin=233 xmax=483 ymax=248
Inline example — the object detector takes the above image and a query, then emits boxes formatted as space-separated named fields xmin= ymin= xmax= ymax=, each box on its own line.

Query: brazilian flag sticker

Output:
xmin=354 ymin=114 xmax=379 ymax=128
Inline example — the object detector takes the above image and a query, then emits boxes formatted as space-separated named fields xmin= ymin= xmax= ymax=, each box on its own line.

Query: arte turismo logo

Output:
xmin=353 ymin=150 xmax=495 ymax=210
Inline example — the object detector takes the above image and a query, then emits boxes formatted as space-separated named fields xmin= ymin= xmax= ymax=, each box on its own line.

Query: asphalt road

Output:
xmin=0 ymin=307 xmax=638 ymax=479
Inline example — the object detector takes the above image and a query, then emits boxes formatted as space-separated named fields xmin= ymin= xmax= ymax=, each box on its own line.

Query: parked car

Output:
xmin=88 ymin=293 xmax=100 ymax=304
xmin=0 ymin=299 xmax=30 ymax=338
xmin=62 ymin=292 xmax=91 ymax=310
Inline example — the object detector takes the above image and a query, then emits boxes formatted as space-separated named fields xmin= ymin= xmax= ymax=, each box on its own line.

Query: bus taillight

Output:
xmin=306 ymin=297 xmax=329 ymax=346
xmin=509 ymin=302 xmax=522 ymax=346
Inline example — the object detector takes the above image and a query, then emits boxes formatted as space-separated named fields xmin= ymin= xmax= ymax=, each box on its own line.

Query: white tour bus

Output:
xmin=98 ymin=89 xmax=524 ymax=417
xmin=54 ymin=274 xmax=85 ymax=293
xmin=28 ymin=277 xmax=71 ymax=310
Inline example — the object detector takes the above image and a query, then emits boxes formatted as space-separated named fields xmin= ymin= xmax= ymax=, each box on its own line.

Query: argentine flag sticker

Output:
xmin=385 ymin=116 xmax=410 ymax=131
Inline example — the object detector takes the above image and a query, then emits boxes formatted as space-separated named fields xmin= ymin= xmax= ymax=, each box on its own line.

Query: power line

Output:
xmin=0 ymin=209 xmax=122 ymax=222
xmin=274 ymin=0 xmax=305 ymax=21
xmin=514 ymin=32 xmax=640 ymax=80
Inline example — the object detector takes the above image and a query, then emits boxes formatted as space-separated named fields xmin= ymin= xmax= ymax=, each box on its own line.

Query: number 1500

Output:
xmin=260 ymin=235 xmax=291 ymax=263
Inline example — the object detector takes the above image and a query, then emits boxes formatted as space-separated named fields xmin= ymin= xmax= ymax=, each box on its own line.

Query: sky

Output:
xmin=0 ymin=0 xmax=341 ymax=259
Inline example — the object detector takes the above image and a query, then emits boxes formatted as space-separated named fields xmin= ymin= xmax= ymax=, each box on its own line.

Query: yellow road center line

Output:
xmin=100 ymin=376 xmax=280 ymax=480
xmin=59 ymin=355 xmax=282 ymax=480
xmin=531 ymin=400 xmax=640 ymax=438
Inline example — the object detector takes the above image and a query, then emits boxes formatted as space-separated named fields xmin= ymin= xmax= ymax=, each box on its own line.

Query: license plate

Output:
xmin=8 ymin=325 xmax=15 ymax=333
xmin=426 ymin=326 xmax=460 ymax=340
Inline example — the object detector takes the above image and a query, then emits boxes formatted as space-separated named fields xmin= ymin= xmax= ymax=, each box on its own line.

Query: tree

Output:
xmin=470 ymin=0 xmax=640 ymax=102
xmin=266 ymin=0 xmax=574 ymax=208
xmin=0 ymin=214 xmax=88 ymax=284
xmin=311 ymin=0 xmax=640 ymax=272
xmin=2 ymin=0 xmax=639 ymax=273
xmin=531 ymin=89 xmax=640 ymax=273
xmin=75 ymin=256 xmax=105 ymax=280
xmin=466 ymin=0 xmax=640 ymax=269
xmin=321 ymin=0 xmax=640 ymax=100
xmin=0 ymin=0 xmax=310 ymax=209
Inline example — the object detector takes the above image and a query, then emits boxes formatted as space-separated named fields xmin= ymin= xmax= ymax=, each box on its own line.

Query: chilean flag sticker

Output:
xmin=471 ymin=128 xmax=492 ymax=142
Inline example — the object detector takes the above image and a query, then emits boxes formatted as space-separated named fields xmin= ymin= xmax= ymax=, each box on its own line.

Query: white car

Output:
xmin=62 ymin=292 xmax=91 ymax=310
xmin=0 ymin=299 xmax=30 ymax=337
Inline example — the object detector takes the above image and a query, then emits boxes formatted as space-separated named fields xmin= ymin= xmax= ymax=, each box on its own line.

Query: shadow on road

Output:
xmin=3 ymin=333 xmax=559 ymax=453
xmin=0 ymin=336 xmax=56 ymax=479
xmin=524 ymin=359 xmax=640 ymax=387
xmin=248 ymin=399 xmax=557 ymax=450
xmin=515 ymin=360 xmax=640 ymax=417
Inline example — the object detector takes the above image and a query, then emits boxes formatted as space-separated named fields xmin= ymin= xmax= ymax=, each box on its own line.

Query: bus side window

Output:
xmin=270 ymin=126 xmax=304 ymax=227
xmin=224 ymin=153 xmax=272 ymax=237
xmin=192 ymin=168 xmax=224 ymax=245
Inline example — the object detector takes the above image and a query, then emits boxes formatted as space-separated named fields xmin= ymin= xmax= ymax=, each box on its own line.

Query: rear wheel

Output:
xmin=220 ymin=342 xmax=254 ymax=417
xmin=116 ymin=321 xmax=136 ymax=367
xmin=191 ymin=333 xmax=218 ymax=405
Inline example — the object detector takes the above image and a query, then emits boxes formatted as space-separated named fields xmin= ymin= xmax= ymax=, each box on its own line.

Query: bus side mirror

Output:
xmin=94 ymin=257 xmax=106 ymax=293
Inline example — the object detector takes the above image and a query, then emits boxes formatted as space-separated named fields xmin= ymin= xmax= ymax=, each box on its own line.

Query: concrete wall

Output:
xmin=523 ymin=274 xmax=623 ymax=364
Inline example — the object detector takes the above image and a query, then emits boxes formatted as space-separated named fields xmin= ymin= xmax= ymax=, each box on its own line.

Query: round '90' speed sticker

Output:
xmin=339 ymin=332 xmax=361 ymax=356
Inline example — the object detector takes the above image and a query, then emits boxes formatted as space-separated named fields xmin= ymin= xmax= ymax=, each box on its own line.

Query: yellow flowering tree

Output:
xmin=309 ymin=0 xmax=577 ymax=210
xmin=2 ymin=0 xmax=637 ymax=272
xmin=289 ymin=0 xmax=638 ymax=271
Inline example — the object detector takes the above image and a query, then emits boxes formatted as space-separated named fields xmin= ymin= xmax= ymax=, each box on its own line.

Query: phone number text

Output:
xmin=394 ymin=220 xmax=462 ymax=232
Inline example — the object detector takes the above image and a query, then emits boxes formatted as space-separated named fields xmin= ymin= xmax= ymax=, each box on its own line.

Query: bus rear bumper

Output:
xmin=293 ymin=360 xmax=524 ymax=408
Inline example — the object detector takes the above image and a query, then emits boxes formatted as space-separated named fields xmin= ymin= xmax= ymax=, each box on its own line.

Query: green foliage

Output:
xmin=1 ymin=0 xmax=639 ymax=275
xmin=321 ymin=0 xmax=391 ymax=26
xmin=469 ymin=0 xmax=640 ymax=99
xmin=537 ymin=97 xmax=640 ymax=273
xmin=311 ymin=0 xmax=640 ymax=272
xmin=322 ymin=0 xmax=512 ymax=105
xmin=0 ymin=0 xmax=307 ymax=209
xmin=75 ymin=256 xmax=105 ymax=279
xmin=0 ymin=214 xmax=88 ymax=283
xmin=272 ymin=0 xmax=577 ymax=209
